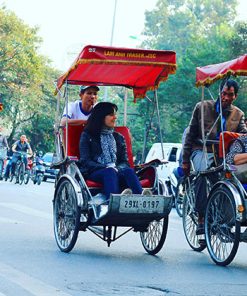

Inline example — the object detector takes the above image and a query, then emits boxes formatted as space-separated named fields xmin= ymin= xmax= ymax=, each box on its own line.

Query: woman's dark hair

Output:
xmin=85 ymin=102 xmax=118 ymax=137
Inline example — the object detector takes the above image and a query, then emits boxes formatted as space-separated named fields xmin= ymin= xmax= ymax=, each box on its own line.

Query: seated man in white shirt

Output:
xmin=60 ymin=85 xmax=99 ymax=126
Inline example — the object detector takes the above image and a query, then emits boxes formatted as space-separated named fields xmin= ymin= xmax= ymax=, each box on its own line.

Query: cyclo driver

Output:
xmin=11 ymin=135 xmax=33 ymax=179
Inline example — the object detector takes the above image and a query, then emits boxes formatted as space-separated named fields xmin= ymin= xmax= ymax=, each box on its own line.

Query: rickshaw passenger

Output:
xmin=182 ymin=79 xmax=247 ymax=235
xmin=60 ymin=85 xmax=99 ymax=126
xmin=79 ymin=102 xmax=144 ymax=199
xmin=226 ymin=134 xmax=247 ymax=182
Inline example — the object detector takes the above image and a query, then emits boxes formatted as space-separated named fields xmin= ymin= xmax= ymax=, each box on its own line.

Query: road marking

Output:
xmin=0 ymin=203 xmax=52 ymax=221
xmin=0 ymin=262 xmax=71 ymax=296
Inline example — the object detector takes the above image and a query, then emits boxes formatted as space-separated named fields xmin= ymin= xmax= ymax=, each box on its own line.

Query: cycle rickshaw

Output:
xmin=53 ymin=45 xmax=176 ymax=255
xmin=182 ymin=54 xmax=247 ymax=266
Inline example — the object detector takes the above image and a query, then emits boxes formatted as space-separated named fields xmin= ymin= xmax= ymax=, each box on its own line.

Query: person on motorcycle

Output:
xmin=11 ymin=135 xmax=33 ymax=180
xmin=60 ymin=85 xmax=99 ymax=126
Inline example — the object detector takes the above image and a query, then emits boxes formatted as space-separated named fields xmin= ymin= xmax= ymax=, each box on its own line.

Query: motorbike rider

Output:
xmin=11 ymin=135 xmax=33 ymax=180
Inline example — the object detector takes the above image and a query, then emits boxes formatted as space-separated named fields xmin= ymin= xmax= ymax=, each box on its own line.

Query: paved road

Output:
xmin=0 ymin=180 xmax=247 ymax=295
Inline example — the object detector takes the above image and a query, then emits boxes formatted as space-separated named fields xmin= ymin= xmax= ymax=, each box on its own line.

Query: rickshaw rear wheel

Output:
xmin=53 ymin=178 xmax=81 ymax=253
xmin=183 ymin=191 xmax=206 ymax=252
xmin=140 ymin=216 xmax=169 ymax=255
xmin=205 ymin=186 xmax=240 ymax=266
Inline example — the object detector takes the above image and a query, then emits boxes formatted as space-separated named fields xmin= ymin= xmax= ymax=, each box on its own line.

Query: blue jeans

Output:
xmin=88 ymin=167 xmax=142 ymax=199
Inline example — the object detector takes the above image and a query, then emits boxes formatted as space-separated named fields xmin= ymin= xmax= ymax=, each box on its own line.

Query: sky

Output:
xmin=1 ymin=0 xmax=246 ymax=71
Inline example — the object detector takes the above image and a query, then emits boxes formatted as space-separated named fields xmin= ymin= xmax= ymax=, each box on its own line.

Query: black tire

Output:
xmin=9 ymin=173 xmax=14 ymax=182
xmin=43 ymin=176 xmax=47 ymax=182
xmin=53 ymin=178 xmax=81 ymax=253
xmin=174 ymin=178 xmax=184 ymax=217
xmin=140 ymin=216 xmax=169 ymax=255
xmin=205 ymin=186 xmax=240 ymax=266
xmin=0 ymin=159 xmax=4 ymax=178
xmin=182 ymin=177 xmax=206 ymax=252
xmin=18 ymin=163 xmax=25 ymax=185
xmin=24 ymin=171 xmax=30 ymax=184
xmin=37 ymin=174 xmax=42 ymax=185
xmin=14 ymin=163 xmax=20 ymax=184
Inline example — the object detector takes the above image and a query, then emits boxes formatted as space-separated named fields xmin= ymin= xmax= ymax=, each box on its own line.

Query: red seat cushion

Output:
xmin=86 ymin=179 xmax=102 ymax=188
xmin=63 ymin=125 xmax=134 ymax=167
xmin=140 ymin=179 xmax=152 ymax=188
xmin=219 ymin=132 xmax=244 ymax=158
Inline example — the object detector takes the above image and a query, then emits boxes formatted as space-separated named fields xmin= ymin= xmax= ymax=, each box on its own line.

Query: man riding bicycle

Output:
xmin=11 ymin=135 xmax=33 ymax=181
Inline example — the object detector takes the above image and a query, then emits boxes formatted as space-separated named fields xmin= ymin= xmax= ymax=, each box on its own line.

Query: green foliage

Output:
xmin=0 ymin=2 xmax=246 ymax=160
xmin=0 ymin=7 xmax=60 ymax=153
xmin=137 ymin=0 xmax=245 ymax=155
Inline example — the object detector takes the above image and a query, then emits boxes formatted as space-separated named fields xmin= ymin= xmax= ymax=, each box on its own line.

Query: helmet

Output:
xmin=38 ymin=151 xmax=43 ymax=157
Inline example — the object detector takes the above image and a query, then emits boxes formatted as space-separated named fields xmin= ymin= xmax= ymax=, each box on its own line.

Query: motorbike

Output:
xmin=31 ymin=157 xmax=45 ymax=185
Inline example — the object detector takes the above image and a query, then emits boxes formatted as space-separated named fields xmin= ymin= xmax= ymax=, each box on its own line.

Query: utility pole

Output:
xmin=104 ymin=0 xmax=118 ymax=101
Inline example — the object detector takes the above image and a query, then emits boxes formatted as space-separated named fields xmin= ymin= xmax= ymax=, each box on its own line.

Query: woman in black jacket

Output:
xmin=79 ymin=102 xmax=142 ymax=199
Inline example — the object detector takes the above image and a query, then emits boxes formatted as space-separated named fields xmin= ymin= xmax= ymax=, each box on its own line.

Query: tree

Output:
xmin=0 ymin=7 xmax=60 ymax=152
xmin=139 ymin=0 xmax=240 ymax=147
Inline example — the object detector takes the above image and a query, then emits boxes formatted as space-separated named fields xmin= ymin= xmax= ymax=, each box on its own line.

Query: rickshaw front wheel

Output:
xmin=140 ymin=216 xmax=169 ymax=255
xmin=53 ymin=178 xmax=81 ymax=253
xmin=205 ymin=186 xmax=240 ymax=266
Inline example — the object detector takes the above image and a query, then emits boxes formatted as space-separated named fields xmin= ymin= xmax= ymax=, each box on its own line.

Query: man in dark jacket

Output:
xmin=182 ymin=79 xmax=247 ymax=234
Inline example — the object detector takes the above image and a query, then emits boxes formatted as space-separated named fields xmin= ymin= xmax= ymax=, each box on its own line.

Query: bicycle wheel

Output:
xmin=24 ymin=170 xmax=30 ymax=184
xmin=9 ymin=172 xmax=14 ymax=182
xmin=174 ymin=178 xmax=184 ymax=217
xmin=14 ymin=162 xmax=21 ymax=184
xmin=53 ymin=178 xmax=81 ymax=253
xmin=182 ymin=177 xmax=206 ymax=252
xmin=205 ymin=186 xmax=240 ymax=266
xmin=18 ymin=163 xmax=25 ymax=185
xmin=0 ymin=159 xmax=4 ymax=179
xmin=140 ymin=216 xmax=169 ymax=255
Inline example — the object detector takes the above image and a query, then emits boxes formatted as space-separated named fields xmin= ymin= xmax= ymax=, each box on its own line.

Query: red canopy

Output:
xmin=55 ymin=45 xmax=176 ymax=98
xmin=196 ymin=54 xmax=247 ymax=87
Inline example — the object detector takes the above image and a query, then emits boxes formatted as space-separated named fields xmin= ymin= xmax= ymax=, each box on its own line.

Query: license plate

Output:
xmin=119 ymin=196 xmax=164 ymax=214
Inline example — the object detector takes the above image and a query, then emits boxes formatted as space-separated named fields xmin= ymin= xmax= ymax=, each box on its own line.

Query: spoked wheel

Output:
xmin=18 ymin=163 xmax=25 ymax=185
xmin=24 ymin=171 xmax=30 ymax=184
xmin=182 ymin=179 xmax=206 ymax=252
xmin=205 ymin=186 xmax=240 ymax=266
xmin=140 ymin=216 xmax=169 ymax=255
xmin=174 ymin=178 xmax=184 ymax=218
xmin=9 ymin=173 xmax=14 ymax=182
xmin=36 ymin=174 xmax=43 ymax=185
xmin=53 ymin=178 xmax=81 ymax=252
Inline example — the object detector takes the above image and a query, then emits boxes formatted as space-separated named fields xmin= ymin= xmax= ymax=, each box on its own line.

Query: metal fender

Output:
xmin=209 ymin=180 xmax=245 ymax=221
xmin=54 ymin=174 xmax=84 ymax=208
